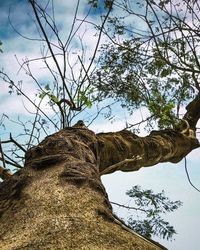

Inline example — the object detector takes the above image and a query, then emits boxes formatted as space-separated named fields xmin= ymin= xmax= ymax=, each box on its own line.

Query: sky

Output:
xmin=0 ymin=1 xmax=200 ymax=249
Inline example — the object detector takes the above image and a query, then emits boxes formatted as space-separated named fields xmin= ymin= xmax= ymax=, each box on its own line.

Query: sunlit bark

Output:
xmin=98 ymin=129 xmax=199 ymax=175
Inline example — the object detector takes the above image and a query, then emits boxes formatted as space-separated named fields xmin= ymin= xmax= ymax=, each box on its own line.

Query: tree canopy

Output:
xmin=0 ymin=0 xmax=200 ymax=249
xmin=93 ymin=0 xmax=200 ymax=129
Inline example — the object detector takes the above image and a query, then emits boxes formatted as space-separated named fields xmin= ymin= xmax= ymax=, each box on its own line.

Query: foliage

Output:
xmin=88 ymin=0 xmax=113 ymax=9
xmin=125 ymin=185 xmax=182 ymax=240
xmin=92 ymin=0 xmax=200 ymax=129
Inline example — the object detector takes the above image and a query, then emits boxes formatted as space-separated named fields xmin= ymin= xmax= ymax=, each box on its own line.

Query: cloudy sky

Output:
xmin=0 ymin=1 xmax=200 ymax=249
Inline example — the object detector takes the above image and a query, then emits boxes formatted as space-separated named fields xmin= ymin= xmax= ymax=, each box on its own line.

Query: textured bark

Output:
xmin=0 ymin=125 xmax=199 ymax=249
xmin=98 ymin=129 xmax=199 ymax=174
xmin=184 ymin=92 xmax=200 ymax=130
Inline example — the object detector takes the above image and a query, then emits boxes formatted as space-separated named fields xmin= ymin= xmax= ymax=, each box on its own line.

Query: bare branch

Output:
xmin=3 ymin=153 xmax=23 ymax=169
xmin=0 ymin=72 xmax=59 ymax=129
xmin=0 ymin=157 xmax=22 ymax=169
xmin=1 ymin=134 xmax=26 ymax=153
xmin=110 ymin=201 xmax=147 ymax=213
xmin=29 ymin=0 xmax=76 ymax=112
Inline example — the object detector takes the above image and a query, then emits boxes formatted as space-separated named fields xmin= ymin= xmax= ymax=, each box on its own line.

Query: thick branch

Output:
xmin=98 ymin=129 xmax=199 ymax=175
xmin=183 ymin=92 xmax=200 ymax=130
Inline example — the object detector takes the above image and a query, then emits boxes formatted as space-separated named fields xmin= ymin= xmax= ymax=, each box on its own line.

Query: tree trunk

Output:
xmin=0 ymin=126 xmax=198 ymax=249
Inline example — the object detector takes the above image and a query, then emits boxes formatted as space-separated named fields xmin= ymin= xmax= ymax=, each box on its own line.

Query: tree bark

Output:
xmin=0 ymin=126 xmax=198 ymax=249
xmin=98 ymin=129 xmax=199 ymax=174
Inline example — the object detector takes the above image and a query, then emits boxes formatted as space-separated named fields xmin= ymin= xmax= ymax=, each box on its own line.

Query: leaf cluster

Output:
xmin=88 ymin=0 xmax=113 ymax=9
xmin=126 ymin=185 xmax=182 ymax=240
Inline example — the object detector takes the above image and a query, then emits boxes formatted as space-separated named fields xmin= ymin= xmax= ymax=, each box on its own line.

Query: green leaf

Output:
xmin=88 ymin=0 xmax=98 ymax=8
xmin=86 ymin=99 xmax=92 ymax=108
xmin=50 ymin=94 xmax=59 ymax=103
xmin=160 ymin=68 xmax=171 ymax=77
xmin=39 ymin=92 xmax=47 ymax=99
xmin=44 ymin=84 xmax=50 ymax=91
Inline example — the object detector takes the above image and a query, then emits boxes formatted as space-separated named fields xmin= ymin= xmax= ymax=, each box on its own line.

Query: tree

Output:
xmin=0 ymin=0 xmax=200 ymax=249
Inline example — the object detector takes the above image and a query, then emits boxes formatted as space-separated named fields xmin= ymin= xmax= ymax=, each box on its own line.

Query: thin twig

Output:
xmin=184 ymin=157 xmax=200 ymax=193
xmin=3 ymin=153 xmax=23 ymax=169
xmin=110 ymin=201 xmax=147 ymax=213
xmin=9 ymin=134 xmax=27 ymax=153
xmin=0 ymin=72 xmax=59 ymax=129
xmin=30 ymin=1 xmax=75 ymax=109
xmin=0 ymin=157 xmax=22 ymax=168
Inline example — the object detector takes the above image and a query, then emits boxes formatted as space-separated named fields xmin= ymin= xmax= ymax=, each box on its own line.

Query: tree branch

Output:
xmin=0 ymin=140 xmax=6 ymax=169
xmin=183 ymin=92 xmax=200 ymax=130
xmin=98 ymin=129 xmax=199 ymax=175
xmin=29 ymin=0 xmax=76 ymax=110
xmin=0 ymin=166 xmax=12 ymax=180
xmin=110 ymin=201 xmax=147 ymax=213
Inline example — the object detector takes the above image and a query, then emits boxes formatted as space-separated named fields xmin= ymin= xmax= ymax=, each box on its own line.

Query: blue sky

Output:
xmin=0 ymin=1 xmax=200 ymax=249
